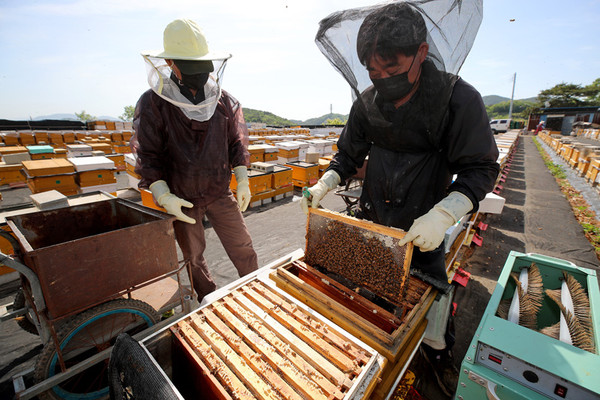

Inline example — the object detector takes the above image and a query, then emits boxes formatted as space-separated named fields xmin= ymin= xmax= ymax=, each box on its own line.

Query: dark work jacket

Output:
xmin=328 ymin=65 xmax=500 ymax=231
xmin=131 ymin=89 xmax=250 ymax=206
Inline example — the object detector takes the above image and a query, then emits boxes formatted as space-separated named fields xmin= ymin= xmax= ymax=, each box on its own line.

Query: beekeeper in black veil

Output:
xmin=302 ymin=0 xmax=499 ymax=292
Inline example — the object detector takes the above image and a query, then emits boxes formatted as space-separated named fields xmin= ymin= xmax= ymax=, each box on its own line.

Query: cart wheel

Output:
xmin=13 ymin=288 xmax=39 ymax=335
xmin=34 ymin=299 xmax=159 ymax=400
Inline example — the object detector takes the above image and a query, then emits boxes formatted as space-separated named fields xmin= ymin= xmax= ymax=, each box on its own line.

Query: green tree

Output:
xmin=583 ymin=78 xmax=600 ymax=104
xmin=75 ymin=110 xmax=96 ymax=122
xmin=120 ymin=105 xmax=135 ymax=121
xmin=538 ymin=82 xmax=589 ymax=108
xmin=486 ymin=100 xmax=534 ymax=120
xmin=323 ymin=117 xmax=345 ymax=125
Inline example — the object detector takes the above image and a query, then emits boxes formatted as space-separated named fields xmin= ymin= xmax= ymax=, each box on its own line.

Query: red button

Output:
xmin=554 ymin=384 xmax=567 ymax=398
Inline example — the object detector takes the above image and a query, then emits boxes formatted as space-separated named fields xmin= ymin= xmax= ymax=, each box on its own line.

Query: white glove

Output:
xmin=149 ymin=180 xmax=196 ymax=224
xmin=300 ymin=170 xmax=341 ymax=214
xmin=233 ymin=166 xmax=251 ymax=212
xmin=398 ymin=191 xmax=473 ymax=252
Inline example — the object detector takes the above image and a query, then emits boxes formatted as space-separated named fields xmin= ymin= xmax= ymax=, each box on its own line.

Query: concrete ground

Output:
xmin=1 ymin=133 xmax=599 ymax=399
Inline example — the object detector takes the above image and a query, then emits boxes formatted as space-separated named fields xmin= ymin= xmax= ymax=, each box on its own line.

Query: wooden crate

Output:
xmin=168 ymin=279 xmax=384 ymax=400
xmin=285 ymin=161 xmax=318 ymax=187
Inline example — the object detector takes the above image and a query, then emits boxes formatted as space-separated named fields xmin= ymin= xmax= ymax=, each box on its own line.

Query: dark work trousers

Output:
xmin=173 ymin=192 xmax=258 ymax=301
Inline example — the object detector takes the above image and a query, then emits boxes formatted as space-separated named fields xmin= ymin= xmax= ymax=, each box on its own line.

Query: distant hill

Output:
xmin=243 ymin=108 xmax=349 ymax=126
xmin=483 ymin=95 xmax=538 ymax=107
xmin=243 ymin=108 xmax=294 ymax=126
xmin=302 ymin=113 xmax=348 ymax=125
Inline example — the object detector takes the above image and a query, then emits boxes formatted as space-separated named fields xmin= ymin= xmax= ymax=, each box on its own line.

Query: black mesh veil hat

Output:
xmin=315 ymin=0 xmax=483 ymax=121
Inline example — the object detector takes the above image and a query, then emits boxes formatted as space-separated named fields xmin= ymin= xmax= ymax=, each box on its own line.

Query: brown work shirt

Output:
xmin=132 ymin=89 xmax=250 ymax=206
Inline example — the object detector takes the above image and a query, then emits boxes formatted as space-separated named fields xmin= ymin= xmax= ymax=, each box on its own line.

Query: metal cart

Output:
xmin=0 ymin=196 xmax=193 ymax=400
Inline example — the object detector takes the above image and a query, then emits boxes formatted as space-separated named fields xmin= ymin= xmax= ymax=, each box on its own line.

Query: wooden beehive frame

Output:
xmin=304 ymin=209 xmax=413 ymax=307
xmin=171 ymin=280 xmax=381 ymax=400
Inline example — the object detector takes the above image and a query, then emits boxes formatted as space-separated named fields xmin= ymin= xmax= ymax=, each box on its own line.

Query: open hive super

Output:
xmin=170 ymin=279 xmax=383 ymax=400
xmin=270 ymin=209 xmax=436 ymax=364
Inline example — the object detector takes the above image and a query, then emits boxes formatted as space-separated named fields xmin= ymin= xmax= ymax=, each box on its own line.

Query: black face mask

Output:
xmin=371 ymin=56 xmax=419 ymax=102
xmin=180 ymin=72 xmax=209 ymax=91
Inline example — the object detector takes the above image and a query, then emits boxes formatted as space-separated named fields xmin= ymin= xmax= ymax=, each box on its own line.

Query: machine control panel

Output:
xmin=475 ymin=342 xmax=597 ymax=399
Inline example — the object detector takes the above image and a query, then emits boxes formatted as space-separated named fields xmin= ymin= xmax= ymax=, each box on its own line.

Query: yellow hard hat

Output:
xmin=144 ymin=19 xmax=231 ymax=61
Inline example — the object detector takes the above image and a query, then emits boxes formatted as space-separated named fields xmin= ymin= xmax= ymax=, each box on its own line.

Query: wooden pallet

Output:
xmin=170 ymin=280 xmax=381 ymax=400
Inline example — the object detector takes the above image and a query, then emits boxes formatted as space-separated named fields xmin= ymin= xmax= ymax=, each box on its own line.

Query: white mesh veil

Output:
xmin=142 ymin=55 xmax=228 ymax=122
xmin=315 ymin=0 xmax=483 ymax=104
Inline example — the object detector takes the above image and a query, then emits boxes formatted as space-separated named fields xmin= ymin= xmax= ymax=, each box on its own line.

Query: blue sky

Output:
xmin=1 ymin=0 xmax=599 ymax=121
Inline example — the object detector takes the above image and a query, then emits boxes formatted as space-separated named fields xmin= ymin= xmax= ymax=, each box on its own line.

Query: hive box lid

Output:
xmin=66 ymin=144 xmax=93 ymax=151
xmin=68 ymin=156 xmax=115 ymax=172
xmin=30 ymin=190 xmax=69 ymax=210
xmin=26 ymin=145 xmax=54 ymax=154
xmin=22 ymin=159 xmax=75 ymax=176
xmin=0 ymin=146 xmax=29 ymax=155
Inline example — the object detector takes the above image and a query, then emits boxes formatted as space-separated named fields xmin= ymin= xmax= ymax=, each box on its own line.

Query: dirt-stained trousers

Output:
xmin=173 ymin=192 xmax=258 ymax=301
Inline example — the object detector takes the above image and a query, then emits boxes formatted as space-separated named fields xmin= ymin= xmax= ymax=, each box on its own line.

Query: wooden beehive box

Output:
xmin=271 ymin=165 xmax=292 ymax=189
xmin=162 ymin=278 xmax=384 ymax=400
xmin=0 ymin=163 xmax=26 ymax=185
xmin=285 ymin=161 xmax=318 ymax=187
xmin=271 ymin=209 xmax=435 ymax=361
xmin=230 ymin=169 xmax=272 ymax=195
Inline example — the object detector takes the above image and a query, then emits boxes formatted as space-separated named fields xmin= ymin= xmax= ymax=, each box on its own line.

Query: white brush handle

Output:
xmin=560 ymin=280 xmax=574 ymax=345
xmin=508 ymin=269 xmax=529 ymax=324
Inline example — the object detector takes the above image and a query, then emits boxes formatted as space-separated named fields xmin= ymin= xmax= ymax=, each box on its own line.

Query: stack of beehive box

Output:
xmin=66 ymin=144 xmax=93 ymax=158
xmin=275 ymin=141 xmax=300 ymax=164
xmin=538 ymin=131 xmax=600 ymax=190
xmin=229 ymin=162 xmax=293 ymax=209
xmin=254 ymin=144 xmax=279 ymax=163
xmin=247 ymin=145 xmax=265 ymax=163
xmin=0 ymin=146 xmax=30 ymax=186
xmin=285 ymin=161 xmax=319 ymax=188
xmin=22 ymin=159 xmax=78 ymax=195
xmin=69 ymin=156 xmax=117 ymax=195
xmin=124 ymin=153 xmax=141 ymax=189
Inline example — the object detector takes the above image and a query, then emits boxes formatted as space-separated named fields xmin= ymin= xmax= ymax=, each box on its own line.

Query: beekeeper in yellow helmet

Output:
xmin=132 ymin=18 xmax=258 ymax=301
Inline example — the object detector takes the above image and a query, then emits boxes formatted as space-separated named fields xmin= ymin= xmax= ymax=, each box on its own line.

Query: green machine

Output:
xmin=456 ymin=251 xmax=600 ymax=399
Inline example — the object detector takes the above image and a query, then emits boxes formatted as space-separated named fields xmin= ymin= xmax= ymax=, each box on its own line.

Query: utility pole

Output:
xmin=508 ymin=72 xmax=516 ymax=120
